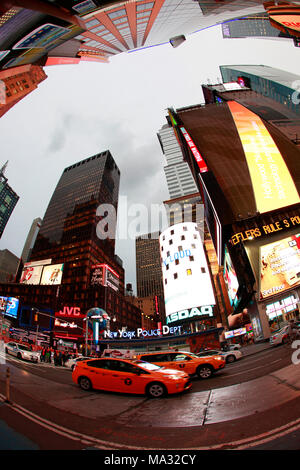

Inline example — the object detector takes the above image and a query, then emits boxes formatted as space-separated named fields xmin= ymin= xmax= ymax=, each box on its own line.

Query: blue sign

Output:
xmin=0 ymin=296 xmax=19 ymax=319
xmin=163 ymin=249 xmax=191 ymax=267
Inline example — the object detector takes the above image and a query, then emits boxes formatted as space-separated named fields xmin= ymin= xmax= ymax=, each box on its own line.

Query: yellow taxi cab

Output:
xmin=72 ymin=357 xmax=191 ymax=398
xmin=134 ymin=350 xmax=225 ymax=379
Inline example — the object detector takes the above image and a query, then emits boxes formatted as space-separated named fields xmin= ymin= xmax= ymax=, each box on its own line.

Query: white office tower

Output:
xmin=157 ymin=123 xmax=198 ymax=199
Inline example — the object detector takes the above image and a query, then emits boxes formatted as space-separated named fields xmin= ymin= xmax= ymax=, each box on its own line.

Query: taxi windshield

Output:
xmin=133 ymin=360 xmax=161 ymax=371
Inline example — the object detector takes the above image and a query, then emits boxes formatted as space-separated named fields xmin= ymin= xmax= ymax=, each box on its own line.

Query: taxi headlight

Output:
xmin=216 ymin=356 xmax=223 ymax=360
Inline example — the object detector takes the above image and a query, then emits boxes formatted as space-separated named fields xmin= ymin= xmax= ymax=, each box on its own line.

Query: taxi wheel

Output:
xmin=196 ymin=365 xmax=213 ymax=379
xmin=78 ymin=376 xmax=92 ymax=391
xmin=17 ymin=353 xmax=22 ymax=360
xmin=226 ymin=355 xmax=236 ymax=363
xmin=146 ymin=382 xmax=167 ymax=398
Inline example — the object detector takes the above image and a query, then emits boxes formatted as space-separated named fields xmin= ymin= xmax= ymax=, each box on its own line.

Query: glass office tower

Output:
xmin=30 ymin=151 xmax=124 ymax=290
xmin=0 ymin=162 xmax=19 ymax=238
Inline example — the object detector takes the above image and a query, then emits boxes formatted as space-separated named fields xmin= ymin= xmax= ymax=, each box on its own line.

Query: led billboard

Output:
xmin=105 ymin=265 xmax=119 ymax=292
xmin=90 ymin=264 xmax=119 ymax=291
xmin=160 ymin=223 xmax=215 ymax=321
xmin=260 ymin=233 xmax=300 ymax=299
xmin=40 ymin=264 xmax=64 ymax=285
xmin=0 ymin=296 xmax=19 ymax=319
xmin=20 ymin=265 xmax=43 ymax=285
xmin=223 ymin=246 xmax=239 ymax=307
xmin=228 ymin=101 xmax=300 ymax=214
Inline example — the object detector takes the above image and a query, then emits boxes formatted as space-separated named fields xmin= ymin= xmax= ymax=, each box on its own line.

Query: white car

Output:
xmin=197 ymin=349 xmax=242 ymax=363
xmin=269 ymin=326 xmax=290 ymax=346
xmin=228 ymin=344 xmax=241 ymax=351
xmin=5 ymin=342 xmax=40 ymax=363
xmin=64 ymin=356 xmax=90 ymax=371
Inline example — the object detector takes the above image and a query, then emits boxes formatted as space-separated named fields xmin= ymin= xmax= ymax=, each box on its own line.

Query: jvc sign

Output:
xmin=166 ymin=305 xmax=214 ymax=324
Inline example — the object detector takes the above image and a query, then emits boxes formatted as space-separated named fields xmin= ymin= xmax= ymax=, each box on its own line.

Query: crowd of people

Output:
xmin=39 ymin=348 xmax=74 ymax=366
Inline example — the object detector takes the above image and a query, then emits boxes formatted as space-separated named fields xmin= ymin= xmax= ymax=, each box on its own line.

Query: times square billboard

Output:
xmin=20 ymin=260 xmax=64 ymax=286
xmin=160 ymin=222 xmax=216 ymax=325
xmin=170 ymin=100 xmax=300 ymax=310
xmin=173 ymin=101 xmax=300 ymax=252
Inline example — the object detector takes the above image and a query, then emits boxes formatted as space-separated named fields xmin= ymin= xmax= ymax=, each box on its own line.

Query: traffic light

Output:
xmin=32 ymin=308 xmax=39 ymax=322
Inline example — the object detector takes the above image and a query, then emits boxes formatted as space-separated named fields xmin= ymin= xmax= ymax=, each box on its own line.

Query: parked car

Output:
xmin=72 ymin=357 xmax=192 ymax=398
xmin=228 ymin=344 xmax=241 ymax=351
xmin=196 ymin=349 xmax=242 ymax=363
xmin=5 ymin=342 xmax=40 ymax=363
xmin=65 ymin=355 xmax=90 ymax=371
xmin=134 ymin=350 xmax=225 ymax=379
xmin=269 ymin=325 xmax=291 ymax=346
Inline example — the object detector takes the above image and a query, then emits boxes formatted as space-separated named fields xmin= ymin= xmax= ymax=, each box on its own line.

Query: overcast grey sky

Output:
xmin=1 ymin=24 xmax=300 ymax=292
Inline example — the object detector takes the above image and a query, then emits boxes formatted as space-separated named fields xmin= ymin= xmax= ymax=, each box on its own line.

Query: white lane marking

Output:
xmin=0 ymin=393 xmax=145 ymax=450
xmin=1 ymin=392 xmax=300 ymax=450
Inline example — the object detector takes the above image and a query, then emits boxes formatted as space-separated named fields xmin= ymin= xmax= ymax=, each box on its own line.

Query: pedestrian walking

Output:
xmin=45 ymin=348 xmax=51 ymax=363
xmin=288 ymin=320 xmax=299 ymax=342
xmin=40 ymin=348 xmax=46 ymax=362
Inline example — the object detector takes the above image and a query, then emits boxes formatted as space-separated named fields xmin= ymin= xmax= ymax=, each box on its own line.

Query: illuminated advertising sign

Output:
xmin=105 ymin=266 xmax=119 ymax=292
xmin=90 ymin=264 xmax=119 ymax=291
xmin=160 ymin=223 xmax=215 ymax=321
xmin=20 ymin=265 xmax=43 ymax=285
xmin=228 ymin=101 xmax=300 ymax=214
xmin=56 ymin=307 xmax=85 ymax=318
xmin=266 ymin=295 xmax=298 ymax=321
xmin=223 ymin=246 xmax=239 ymax=307
xmin=90 ymin=265 xmax=104 ymax=286
xmin=260 ymin=233 xmax=300 ymax=299
xmin=224 ymin=328 xmax=246 ymax=339
xmin=40 ymin=264 xmax=64 ymax=285
xmin=166 ymin=306 xmax=214 ymax=325
xmin=73 ymin=0 xmax=97 ymax=14
xmin=13 ymin=24 xmax=69 ymax=50
xmin=230 ymin=216 xmax=300 ymax=246
xmin=104 ymin=325 xmax=183 ymax=339
xmin=0 ymin=296 xmax=19 ymax=319
xmin=180 ymin=127 xmax=208 ymax=173
xmin=45 ymin=57 xmax=81 ymax=66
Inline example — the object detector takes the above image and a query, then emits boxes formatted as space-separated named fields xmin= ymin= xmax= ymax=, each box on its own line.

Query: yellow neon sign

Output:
xmin=227 ymin=101 xmax=300 ymax=214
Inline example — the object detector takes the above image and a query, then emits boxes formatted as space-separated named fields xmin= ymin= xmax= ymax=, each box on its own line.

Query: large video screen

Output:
xmin=260 ymin=233 xmax=300 ymax=299
xmin=223 ymin=246 xmax=239 ymax=307
xmin=160 ymin=223 xmax=216 ymax=318
xmin=0 ymin=296 xmax=19 ymax=318
xmin=40 ymin=264 xmax=64 ymax=285
xmin=20 ymin=265 xmax=43 ymax=285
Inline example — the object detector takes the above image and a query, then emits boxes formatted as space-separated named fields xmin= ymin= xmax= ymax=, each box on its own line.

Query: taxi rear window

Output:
xmin=139 ymin=353 xmax=170 ymax=362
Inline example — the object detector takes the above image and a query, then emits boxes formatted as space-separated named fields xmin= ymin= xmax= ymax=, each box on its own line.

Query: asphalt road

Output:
xmin=1 ymin=343 xmax=293 ymax=392
xmin=0 ymin=344 xmax=298 ymax=452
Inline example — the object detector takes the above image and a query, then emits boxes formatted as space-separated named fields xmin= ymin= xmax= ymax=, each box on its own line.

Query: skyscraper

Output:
xmin=0 ymin=1 xmax=268 ymax=70
xmin=220 ymin=65 xmax=300 ymax=116
xmin=0 ymin=162 xmax=19 ymax=238
xmin=136 ymin=231 xmax=163 ymax=298
xmin=167 ymin=95 xmax=300 ymax=340
xmin=0 ymin=65 xmax=47 ymax=118
xmin=157 ymin=123 xmax=198 ymax=199
xmin=221 ymin=12 xmax=293 ymax=41
xmin=135 ymin=231 xmax=165 ymax=322
xmin=30 ymin=150 xmax=124 ymax=291
xmin=21 ymin=217 xmax=42 ymax=264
